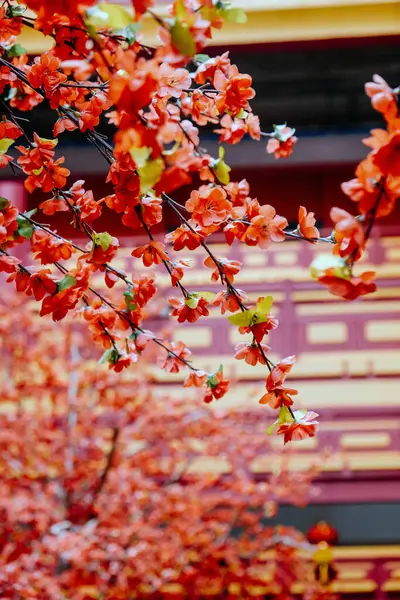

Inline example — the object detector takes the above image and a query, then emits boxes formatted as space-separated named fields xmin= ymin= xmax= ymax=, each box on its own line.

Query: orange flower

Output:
xmin=234 ymin=342 xmax=270 ymax=366
xmin=372 ymin=132 xmax=400 ymax=178
xmin=194 ymin=52 xmax=231 ymax=85
xmin=259 ymin=356 xmax=298 ymax=409
xmin=277 ymin=410 xmax=319 ymax=444
xmin=158 ymin=340 xmax=191 ymax=373
xmin=53 ymin=116 xmax=77 ymax=137
xmin=203 ymin=367 xmax=230 ymax=403
xmin=214 ymin=67 xmax=255 ymax=117
xmin=365 ymin=74 xmax=398 ymax=121
xmin=40 ymin=288 xmax=81 ymax=321
xmin=87 ymin=236 xmax=119 ymax=265
xmin=298 ymin=206 xmax=319 ymax=241
xmin=330 ymin=207 xmax=365 ymax=261
xmin=246 ymin=205 xmax=288 ymax=249
xmin=267 ymin=356 xmax=296 ymax=390
xmin=204 ymin=256 xmax=241 ymax=283
xmin=224 ymin=220 xmax=247 ymax=245
xmin=238 ymin=315 xmax=279 ymax=343
xmin=340 ymin=157 xmax=390 ymax=216
xmin=169 ymin=295 xmax=209 ymax=323
xmin=0 ymin=6 xmax=22 ymax=43
xmin=27 ymin=53 xmax=67 ymax=93
xmin=131 ymin=241 xmax=169 ymax=267
xmin=165 ymin=223 xmax=204 ymax=251
xmin=31 ymin=230 xmax=75 ymax=264
xmin=267 ymin=126 xmax=297 ymax=159
xmin=110 ymin=351 xmax=138 ymax=373
xmin=213 ymin=289 xmax=247 ymax=314
xmin=0 ymin=254 xmax=20 ymax=274
xmin=318 ymin=270 xmax=376 ymax=301
xmin=225 ymin=179 xmax=250 ymax=206
xmin=157 ymin=63 xmax=191 ymax=99
xmin=170 ymin=259 xmax=191 ymax=287
xmin=129 ymin=275 xmax=156 ymax=308
xmin=122 ymin=195 xmax=162 ymax=229
xmin=0 ymin=120 xmax=22 ymax=140
xmin=215 ymin=114 xmax=247 ymax=145
xmin=185 ymin=185 xmax=232 ymax=228
xmin=183 ymin=370 xmax=208 ymax=388
xmin=259 ymin=386 xmax=298 ymax=409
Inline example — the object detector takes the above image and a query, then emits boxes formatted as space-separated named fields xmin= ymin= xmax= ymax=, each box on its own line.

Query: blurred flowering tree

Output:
xmin=0 ymin=0 xmax=398 ymax=440
xmin=0 ymin=296 xmax=337 ymax=600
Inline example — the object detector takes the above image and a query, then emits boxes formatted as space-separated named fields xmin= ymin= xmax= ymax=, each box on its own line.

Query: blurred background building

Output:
xmin=2 ymin=0 xmax=400 ymax=596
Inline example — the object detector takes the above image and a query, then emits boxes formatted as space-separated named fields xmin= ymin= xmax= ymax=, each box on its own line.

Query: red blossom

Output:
xmin=131 ymin=241 xmax=169 ymax=267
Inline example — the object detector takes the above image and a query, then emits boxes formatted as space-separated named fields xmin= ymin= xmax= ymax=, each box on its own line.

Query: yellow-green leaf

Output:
xmin=266 ymin=423 xmax=275 ymax=436
xmin=256 ymin=296 xmax=273 ymax=315
xmin=214 ymin=158 xmax=231 ymax=185
xmin=185 ymin=294 xmax=200 ymax=309
xmin=219 ymin=7 xmax=247 ymax=23
xmin=170 ymin=21 xmax=196 ymax=57
xmin=228 ymin=308 xmax=256 ymax=327
xmin=37 ymin=136 xmax=58 ymax=148
xmin=138 ymin=157 xmax=164 ymax=194
xmin=213 ymin=146 xmax=231 ymax=185
xmin=94 ymin=231 xmax=113 ymax=251
xmin=310 ymin=254 xmax=351 ymax=281
xmin=57 ymin=275 xmax=77 ymax=292
xmin=86 ymin=2 xmax=132 ymax=32
xmin=130 ymin=146 xmax=151 ymax=169
xmin=277 ymin=405 xmax=295 ymax=425
xmin=0 ymin=138 xmax=14 ymax=156
xmin=175 ymin=0 xmax=187 ymax=21
xmin=197 ymin=291 xmax=216 ymax=302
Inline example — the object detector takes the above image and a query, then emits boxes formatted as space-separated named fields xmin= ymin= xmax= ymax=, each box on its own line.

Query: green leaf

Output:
xmin=266 ymin=423 xmax=275 ymax=436
xmin=207 ymin=365 xmax=223 ymax=389
xmin=175 ymin=0 xmax=187 ymax=21
xmin=277 ymin=405 xmax=295 ymax=425
xmin=256 ymin=296 xmax=273 ymax=315
xmin=310 ymin=254 xmax=351 ymax=281
xmin=57 ymin=275 xmax=77 ymax=292
xmin=170 ymin=21 xmax=196 ymax=57
xmin=121 ymin=22 xmax=140 ymax=44
xmin=7 ymin=5 xmax=26 ymax=16
xmin=98 ymin=348 xmax=120 ymax=365
xmin=197 ymin=291 xmax=216 ymax=302
xmin=213 ymin=147 xmax=231 ymax=185
xmin=24 ymin=208 xmax=37 ymax=219
xmin=94 ymin=231 xmax=113 ymax=251
xmin=0 ymin=138 xmax=14 ymax=156
xmin=228 ymin=309 xmax=256 ymax=327
xmin=123 ymin=289 xmax=137 ymax=311
xmin=236 ymin=108 xmax=248 ymax=119
xmin=0 ymin=197 xmax=9 ymax=210
xmin=16 ymin=216 xmax=34 ymax=240
xmin=219 ymin=7 xmax=247 ymax=23
xmin=138 ymin=157 xmax=164 ymax=194
xmin=7 ymin=44 xmax=27 ymax=58
xmin=86 ymin=3 xmax=133 ymax=31
xmin=185 ymin=294 xmax=200 ymax=309
xmin=130 ymin=146 xmax=151 ymax=169
xmin=32 ymin=167 xmax=44 ymax=176
xmin=195 ymin=53 xmax=210 ymax=63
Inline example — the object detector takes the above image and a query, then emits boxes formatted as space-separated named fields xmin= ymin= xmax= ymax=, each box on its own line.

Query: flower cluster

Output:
xmin=0 ymin=0 xmax=396 ymax=443
xmin=0 ymin=301 xmax=323 ymax=599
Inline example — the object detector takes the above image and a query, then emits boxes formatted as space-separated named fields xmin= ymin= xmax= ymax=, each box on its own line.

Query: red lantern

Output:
xmin=307 ymin=521 xmax=338 ymax=546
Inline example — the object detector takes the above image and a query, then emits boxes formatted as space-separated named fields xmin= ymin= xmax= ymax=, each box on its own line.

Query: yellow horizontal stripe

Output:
xmin=18 ymin=1 xmax=400 ymax=52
